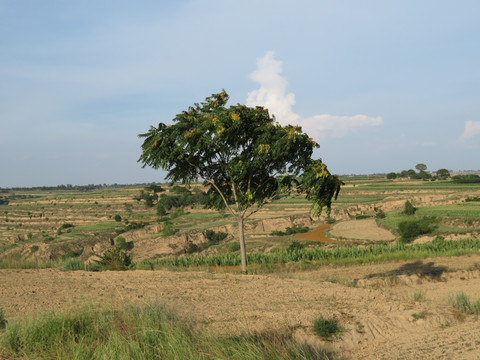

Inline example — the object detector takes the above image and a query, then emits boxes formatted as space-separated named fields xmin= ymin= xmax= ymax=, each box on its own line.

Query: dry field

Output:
xmin=3 ymin=257 xmax=480 ymax=359
xmin=2 ymin=178 xmax=480 ymax=359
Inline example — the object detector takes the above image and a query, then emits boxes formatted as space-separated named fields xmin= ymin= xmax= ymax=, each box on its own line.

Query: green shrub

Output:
xmin=185 ymin=242 xmax=200 ymax=254
xmin=60 ymin=258 xmax=85 ymax=271
xmin=355 ymin=215 xmax=370 ymax=220
xmin=375 ymin=209 xmax=386 ymax=219
xmin=313 ymin=316 xmax=341 ymax=340
xmin=403 ymin=200 xmax=416 ymax=215
xmin=452 ymin=175 xmax=480 ymax=184
xmin=94 ymin=248 xmax=134 ymax=271
xmin=287 ymin=240 xmax=306 ymax=253
xmin=271 ymin=226 xmax=310 ymax=236
xmin=397 ymin=217 xmax=437 ymax=243
xmin=0 ymin=304 xmax=6 ymax=329
xmin=115 ymin=236 xmax=128 ymax=250
xmin=30 ymin=245 xmax=39 ymax=253
xmin=204 ymin=230 xmax=228 ymax=245
xmin=162 ymin=221 xmax=176 ymax=237
xmin=226 ymin=241 xmax=240 ymax=252
xmin=113 ymin=214 xmax=122 ymax=222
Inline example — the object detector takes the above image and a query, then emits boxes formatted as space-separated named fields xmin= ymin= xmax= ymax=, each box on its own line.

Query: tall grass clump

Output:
xmin=0 ymin=302 xmax=333 ymax=360
xmin=448 ymin=292 xmax=480 ymax=315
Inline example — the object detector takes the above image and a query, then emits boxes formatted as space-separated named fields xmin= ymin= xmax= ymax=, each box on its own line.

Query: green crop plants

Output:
xmin=0 ymin=302 xmax=332 ymax=360
xmin=146 ymin=237 xmax=480 ymax=270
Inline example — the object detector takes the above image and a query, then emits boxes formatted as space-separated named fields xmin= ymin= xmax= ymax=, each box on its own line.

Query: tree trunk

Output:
xmin=238 ymin=216 xmax=247 ymax=273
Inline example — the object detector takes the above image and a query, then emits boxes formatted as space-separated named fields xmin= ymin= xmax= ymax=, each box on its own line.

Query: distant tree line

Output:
xmin=386 ymin=164 xmax=451 ymax=181
xmin=134 ymin=184 xmax=208 ymax=216
xmin=1 ymin=182 xmax=164 ymax=192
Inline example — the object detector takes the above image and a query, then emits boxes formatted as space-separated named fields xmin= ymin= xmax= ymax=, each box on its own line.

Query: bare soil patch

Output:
xmin=3 ymin=256 xmax=480 ymax=359
xmin=328 ymin=219 xmax=396 ymax=241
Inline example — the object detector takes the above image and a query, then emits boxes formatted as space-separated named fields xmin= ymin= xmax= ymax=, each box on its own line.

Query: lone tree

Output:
xmin=138 ymin=91 xmax=341 ymax=273
xmin=436 ymin=168 xmax=450 ymax=180
xmin=415 ymin=163 xmax=427 ymax=172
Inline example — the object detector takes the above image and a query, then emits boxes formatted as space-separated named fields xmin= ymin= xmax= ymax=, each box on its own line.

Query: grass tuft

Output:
xmin=0 ymin=303 xmax=334 ymax=360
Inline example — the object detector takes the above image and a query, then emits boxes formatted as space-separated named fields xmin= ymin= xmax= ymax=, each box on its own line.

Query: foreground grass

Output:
xmin=0 ymin=302 xmax=333 ymax=360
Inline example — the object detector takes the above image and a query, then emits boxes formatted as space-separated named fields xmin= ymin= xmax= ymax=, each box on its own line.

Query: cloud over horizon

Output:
xmin=460 ymin=120 xmax=480 ymax=141
xmin=246 ymin=51 xmax=382 ymax=139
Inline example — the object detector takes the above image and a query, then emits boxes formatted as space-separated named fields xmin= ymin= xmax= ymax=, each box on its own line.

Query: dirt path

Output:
xmin=3 ymin=255 xmax=480 ymax=359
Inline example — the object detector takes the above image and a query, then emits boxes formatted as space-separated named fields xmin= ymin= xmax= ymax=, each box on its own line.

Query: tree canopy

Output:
xmin=138 ymin=91 xmax=341 ymax=272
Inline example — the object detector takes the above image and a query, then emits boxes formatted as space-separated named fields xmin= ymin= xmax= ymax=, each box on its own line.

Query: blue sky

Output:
xmin=1 ymin=0 xmax=479 ymax=187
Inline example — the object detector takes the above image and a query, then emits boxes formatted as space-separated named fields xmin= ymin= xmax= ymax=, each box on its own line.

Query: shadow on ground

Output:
xmin=362 ymin=261 xmax=449 ymax=282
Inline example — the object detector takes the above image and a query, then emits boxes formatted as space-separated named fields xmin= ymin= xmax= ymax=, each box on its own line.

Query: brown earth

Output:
xmin=328 ymin=219 xmax=396 ymax=241
xmin=3 ymin=256 xmax=480 ymax=359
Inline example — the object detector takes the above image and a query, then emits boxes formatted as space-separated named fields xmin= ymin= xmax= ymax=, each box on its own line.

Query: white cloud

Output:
xmin=246 ymin=51 xmax=299 ymax=125
xmin=246 ymin=51 xmax=382 ymax=139
xmin=460 ymin=120 xmax=480 ymax=141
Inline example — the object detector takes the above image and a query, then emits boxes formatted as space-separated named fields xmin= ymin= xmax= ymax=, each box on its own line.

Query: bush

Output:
xmin=185 ymin=242 xmax=200 ymax=254
xmin=162 ymin=221 xmax=176 ymax=237
xmin=271 ymin=226 xmax=310 ymax=236
xmin=226 ymin=241 xmax=240 ymax=252
xmin=287 ymin=240 xmax=306 ymax=253
xmin=0 ymin=304 xmax=6 ymax=329
xmin=113 ymin=214 xmax=122 ymax=222
xmin=452 ymin=175 xmax=480 ymax=184
xmin=403 ymin=200 xmax=416 ymax=215
xmin=397 ymin=217 xmax=437 ymax=243
xmin=375 ymin=209 xmax=386 ymax=219
xmin=94 ymin=248 xmax=134 ymax=271
xmin=313 ymin=316 xmax=341 ymax=340
xmin=204 ymin=230 xmax=228 ymax=245
xmin=60 ymin=258 xmax=85 ymax=271
xmin=115 ymin=236 xmax=128 ymax=250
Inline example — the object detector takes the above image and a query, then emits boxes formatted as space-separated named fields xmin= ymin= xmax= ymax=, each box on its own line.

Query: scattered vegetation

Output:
xmin=413 ymin=290 xmax=427 ymax=302
xmin=313 ymin=316 xmax=342 ymax=340
xmin=271 ymin=226 xmax=310 ymax=236
xmin=448 ymin=292 xmax=480 ymax=315
xmin=0 ymin=302 xmax=332 ymax=360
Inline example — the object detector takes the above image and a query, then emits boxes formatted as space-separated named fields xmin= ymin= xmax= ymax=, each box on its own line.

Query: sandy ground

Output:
xmin=3 ymin=255 xmax=480 ymax=359
xmin=328 ymin=219 xmax=396 ymax=241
